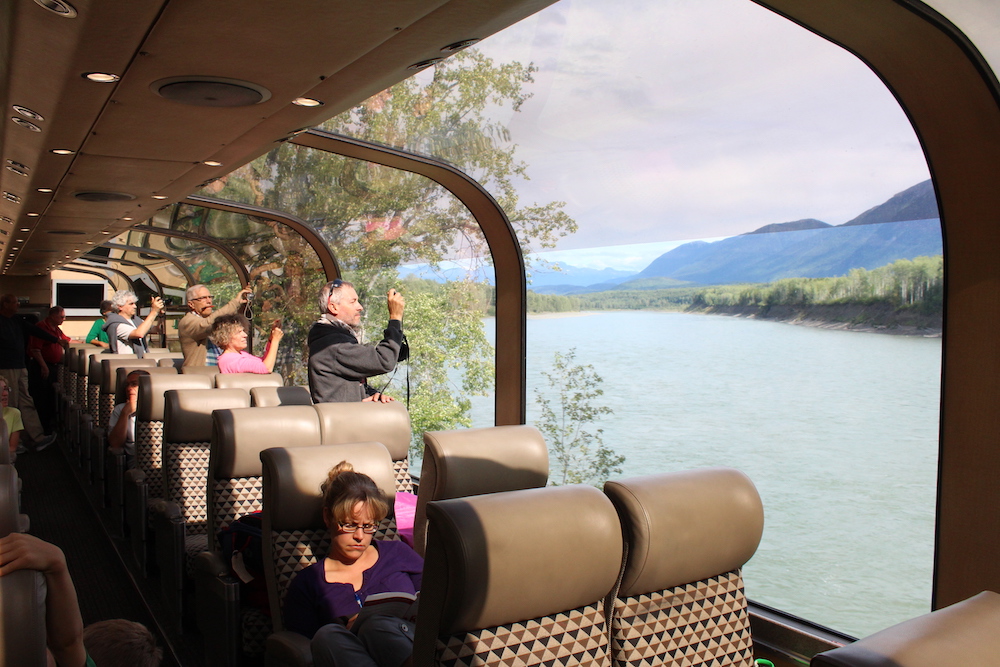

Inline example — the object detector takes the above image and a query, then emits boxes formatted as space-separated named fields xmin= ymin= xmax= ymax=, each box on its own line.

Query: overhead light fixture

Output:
xmin=203 ymin=160 xmax=223 ymax=167
xmin=153 ymin=76 xmax=271 ymax=107
xmin=26 ymin=212 xmax=40 ymax=217
xmin=441 ymin=39 xmax=481 ymax=52
xmin=37 ymin=188 xmax=53 ymax=193
xmin=32 ymin=0 xmax=77 ymax=18
xmin=100 ymin=230 xmax=111 ymax=235
xmin=122 ymin=217 xmax=133 ymax=221
xmin=50 ymin=148 xmax=75 ymax=155
xmin=292 ymin=97 xmax=323 ymax=107
xmin=11 ymin=117 xmax=41 ymax=132
xmin=407 ymin=58 xmax=444 ymax=71
xmin=19 ymin=228 xmax=29 ymax=232
xmin=12 ymin=105 xmax=44 ymax=121
xmin=83 ymin=72 xmax=120 ymax=83
xmin=151 ymin=195 xmax=168 ymax=200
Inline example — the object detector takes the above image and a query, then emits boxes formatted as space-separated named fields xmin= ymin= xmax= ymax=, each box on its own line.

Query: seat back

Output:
xmin=260 ymin=442 xmax=398 ymax=630
xmin=158 ymin=356 xmax=185 ymax=369
xmin=113 ymin=366 xmax=177 ymax=404
xmin=180 ymin=365 xmax=219 ymax=378
xmin=250 ymin=385 xmax=312 ymax=407
xmin=603 ymin=468 xmax=764 ymax=667
xmin=0 ymin=569 xmax=47 ymax=667
xmin=63 ymin=346 xmax=80 ymax=404
xmin=214 ymin=372 xmax=283 ymax=391
xmin=136 ymin=373 xmax=214 ymax=500
xmin=0 ymin=464 xmax=21 ymax=537
xmin=811 ymin=591 xmax=1000 ymax=667
xmin=74 ymin=348 xmax=102 ymax=411
xmin=207 ymin=406 xmax=322 ymax=547
xmin=87 ymin=353 xmax=136 ymax=425
xmin=99 ymin=358 xmax=158 ymax=426
xmin=162 ymin=389 xmax=252 ymax=538
xmin=313 ymin=401 xmax=413 ymax=492
xmin=413 ymin=424 xmax=549 ymax=556
xmin=414 ymin=485 xmax=623 ymax=667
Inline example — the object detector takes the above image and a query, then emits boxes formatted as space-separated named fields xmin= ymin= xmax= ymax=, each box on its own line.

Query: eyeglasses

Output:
xmin=191 ymin=295 xmax=213 ymax=301
xmin=337 ymin=521 xmax=378 ymax=534
xmin=326 ymin=278 xmax=344 ymax=291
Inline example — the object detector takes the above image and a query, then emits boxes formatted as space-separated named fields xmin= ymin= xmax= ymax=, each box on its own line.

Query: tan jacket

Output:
xmin=178 ymin=294 xmax=244 ymax=366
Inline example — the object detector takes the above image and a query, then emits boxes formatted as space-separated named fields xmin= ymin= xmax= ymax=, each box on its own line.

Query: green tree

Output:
xmin=535 ymin=348 xmax=624 ymax=486
xmin=202 ymin=49 xmax=577 ymax=445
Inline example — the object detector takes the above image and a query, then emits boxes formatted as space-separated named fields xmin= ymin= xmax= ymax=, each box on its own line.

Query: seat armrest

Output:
xmin=124 ymin=467 xmax=146 ymax=485
xmin=265 ymin=631 xmax=313 ymax=667
xmin=193 ymin=550 xmax=230 ymax=577
xmin=150 ymin=499 xmax=182 ymax=522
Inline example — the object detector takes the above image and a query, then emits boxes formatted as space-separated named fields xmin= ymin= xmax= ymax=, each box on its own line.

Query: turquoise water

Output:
xmin=465 ymin=311 xmax=941 ymax=638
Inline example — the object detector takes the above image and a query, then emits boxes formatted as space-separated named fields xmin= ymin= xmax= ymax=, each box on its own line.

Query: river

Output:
xmin=462 ymin=310 xmax=941 ymax=639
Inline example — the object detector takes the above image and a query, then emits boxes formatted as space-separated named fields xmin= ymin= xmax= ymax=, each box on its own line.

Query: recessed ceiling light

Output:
xmin=32 ymin=0 xmax=77 ymax=18
xmin=11 ymin=117 xmax=41 ymax=132
xmin=151 ymin=195 xmax=168 ymax=200
xmin=202 ymin=160 xmax=223 ymax=167
xmin=19 ymin=228 xmax=29 ymax=232
xmin=50 ymin=148 xmax=75 ymax=155
xmin=85 ymin=241 xmax=94 ymax=245
xmin=407 ymin=58 xmax=445 ymax=71
xmin=37 ymin=188 xmax=53 ymax=193
xmin=26 ymin=212 xmax=40 ymax=217
xmin=292 ymin=97 xmax=324 ymax=107
xmin=441 ymin=39 xmax=481 ymax=52
xmin=122 ymin=217 xmax=133 ymax=221
xmin=83 ymin=72 xmax=120 ymax=83
xmin=100 ymin=231 xmax=111 ymax=235
xmin=12 ymin=105 xmax=44 ymax=121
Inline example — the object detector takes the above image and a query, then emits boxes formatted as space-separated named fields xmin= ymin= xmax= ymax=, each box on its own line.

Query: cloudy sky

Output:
xmin=470 ymin=0 xmax=931 ymax=263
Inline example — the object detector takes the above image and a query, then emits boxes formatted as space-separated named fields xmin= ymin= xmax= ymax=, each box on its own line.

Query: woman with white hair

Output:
xmin=103 ymin=290 xmax=164 ymax=355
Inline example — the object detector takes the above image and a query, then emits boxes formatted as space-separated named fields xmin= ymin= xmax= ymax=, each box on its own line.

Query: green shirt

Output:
xmin=86 ymin=318 xmax=109 ymax=345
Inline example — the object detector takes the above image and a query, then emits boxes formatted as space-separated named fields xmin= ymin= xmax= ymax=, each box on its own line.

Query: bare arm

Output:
xmin=0 ymin=534 xmax=86 ymax=667
xmin=261 ymin=320 xmax=284 ymax=372
xmin=128 ymin=297 xmax=164 ymax=339
xmin=108 ymin=401 xmax=135 ymax=451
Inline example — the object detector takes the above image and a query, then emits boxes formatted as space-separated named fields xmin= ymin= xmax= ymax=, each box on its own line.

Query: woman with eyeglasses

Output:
xmin=283 ymin=461 xmax=423 ymax=667
xmin=210 ymin=314 xmax=283 ymax=374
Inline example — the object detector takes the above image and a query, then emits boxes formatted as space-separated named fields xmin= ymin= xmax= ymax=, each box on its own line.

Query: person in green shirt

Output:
xmin=86 ymin=300 xmax=113 ymax=349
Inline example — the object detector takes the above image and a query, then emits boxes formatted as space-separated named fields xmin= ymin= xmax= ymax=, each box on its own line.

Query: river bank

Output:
xmin=689 ymin=302 xmax=942 ymax=336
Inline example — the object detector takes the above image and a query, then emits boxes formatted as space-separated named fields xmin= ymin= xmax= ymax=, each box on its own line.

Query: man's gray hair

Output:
xmin=318 ymin=280 xmax=354 ymax=314
xmin=110 ymin=290 xmax=137 ymax=312
xmin=185 ymin=284 xmax=207 ymax=302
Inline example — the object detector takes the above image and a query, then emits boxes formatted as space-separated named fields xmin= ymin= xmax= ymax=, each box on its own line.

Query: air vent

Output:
xmin=153 ymin=77 xmax=271 ymax=107
xmin=32 ymin=0 xmax=77 ymax=17
xmin=47 ymin=230 xmax=86 ymax=235
xmin=73 ymin=191 xmax=135 ymax=202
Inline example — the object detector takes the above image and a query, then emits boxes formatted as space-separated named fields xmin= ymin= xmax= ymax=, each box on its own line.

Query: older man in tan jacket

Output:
xmin=178 ymin=284 xmax=252 ymax=366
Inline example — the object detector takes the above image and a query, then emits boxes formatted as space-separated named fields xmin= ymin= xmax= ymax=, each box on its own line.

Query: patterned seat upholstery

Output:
xmin=250 ymin=385 xmax=312 ymax=407
xmin=214 ymin=372 xmax=283 ymax=391
xmin=811 ymin=590 xmax=1000 ymax=667
xmin=413 ymin=485 xmax=623 ymax=667
xmin=198 ymin=405 xmax=323 ymax=665
xmin=603 ymin=468 xmax=764 ymax=667
xmin=152 ymin=387 xmax=251 ymax=630
xmin=90 ymin=354 xmax=141 ymax=429
xmin=313 ymin=401 xmax=414 ymax=492
xmin=414 ymin=424 xmax=549 ymax=556
xmin=125 ymin=372 xmax=214 ymax=573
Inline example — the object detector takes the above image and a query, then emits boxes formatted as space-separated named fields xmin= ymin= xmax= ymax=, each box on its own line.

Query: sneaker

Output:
xmin=34 ymin=433 xmax=57 ymax=451
xmin=14 ymin=444 xmax=27 ymax=455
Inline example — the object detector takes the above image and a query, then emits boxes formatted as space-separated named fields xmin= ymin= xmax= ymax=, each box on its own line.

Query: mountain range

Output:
xmin=535 ymin=180 xmax=941 ymax=294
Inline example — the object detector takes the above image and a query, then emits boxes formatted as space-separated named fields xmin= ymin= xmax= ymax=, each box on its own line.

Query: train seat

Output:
xmin=261 ymin=441 xmax=399 ymax=667
xmin=603 ymin=467 xmax=764 ymax=667
xmin=250 ymin=385 xmax=312 ymax=407
xmin=313 ymin=401 xmax=414 ymax=494
xmin=158 ymin=357 xmax=185 ymax=369
xmin=413 ymin=484 xmax=623 ymax=667
xmin=811 ymin=590 xmax=1000 ymax=667
xmin=0 ymin=464 xmax=28 ymax=536
xmin=125 ymin=373 xmax=214 ymax=572
xmin=413 ymin=424 xmax=549 ymax=556
xmin=81 ymin=353 xmax=136 ymax=468
xmin=152 ymin=387 xmax=252 ymax=632
xmin=214 ymin=372 xmax=283 ymax=391
xmin=194 ymin=405 xmax=323 ymax=667
xmin=179 ymin=365 xmax=220 ymax=379
xmin=0 ymin=568 xmax=46 ymax=667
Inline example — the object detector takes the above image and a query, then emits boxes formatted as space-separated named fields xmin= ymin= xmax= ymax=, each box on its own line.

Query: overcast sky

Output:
xmin=472 ymin=0 xmax=931 ymax=260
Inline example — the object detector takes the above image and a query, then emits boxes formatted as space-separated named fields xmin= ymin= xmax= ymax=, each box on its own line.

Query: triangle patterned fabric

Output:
xmin=136 ymin=420 xmax=164 ymax=499
xmin=611 ymin=569 xmax=753 ymax=667
xmin=435 ymin=602 xmax=610 ymax=667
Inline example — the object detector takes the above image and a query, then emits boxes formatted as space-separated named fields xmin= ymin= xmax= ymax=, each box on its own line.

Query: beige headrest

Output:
xmin=137 ymin=373 xmax=214 ymax=421
xmin=164 ymin=388 xmax=251 ymax=443
xmin=813 ymin=591 xmax=1000 ymax=667
xmin=112 ymin=366 xmax=177 ymax=403
xmin=604 ymin=467 xmax=764 ymax=597
xmin=158 ymin=357 xmax=185 ymax=369
xmin=421 ymin=485 xmax=622 ymax=634
xmin=313 ymin=401 xmax=411 ymax=460
xmin=89 ymin=353 xmax=138 ymax=382
xmin=179 ymin=365 xmax=219 ymax=377
xmin=214 ymin=372 xmax=283 ymax=390
xmin=75 ymin=348 xmax=104 ymax=374
xmin=414 ymin=425 xmax=549 ymax=556
xmin=0 ymin=569 xmax=47 ymax=667
xmin=261 ymin=442 xmax=396 ymax=531
xmin=250 ymin=385 xmax=313 ymax=407
xmin=211 ymin=406 xmax=321 ymax=479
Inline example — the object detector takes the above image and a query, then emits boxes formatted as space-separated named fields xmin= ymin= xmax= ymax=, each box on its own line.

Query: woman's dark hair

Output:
xmin=321 ymin=461 xmax=389 ymax=527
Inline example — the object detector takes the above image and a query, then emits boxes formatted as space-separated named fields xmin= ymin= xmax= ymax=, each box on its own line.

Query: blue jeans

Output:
xmin=311 ymin=616 xmax=414 ymax=667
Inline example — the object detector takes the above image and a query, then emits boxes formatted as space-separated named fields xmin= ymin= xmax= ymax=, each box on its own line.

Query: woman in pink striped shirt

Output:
xmin=211 ymin=315 xmax=284 ymax=374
